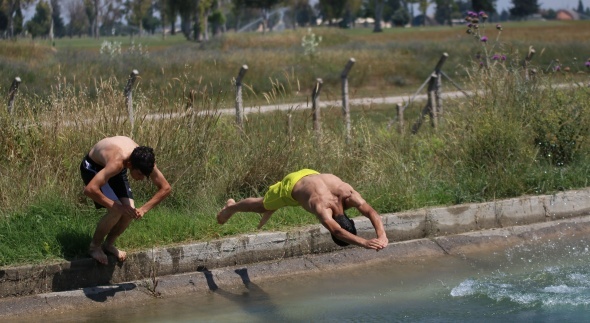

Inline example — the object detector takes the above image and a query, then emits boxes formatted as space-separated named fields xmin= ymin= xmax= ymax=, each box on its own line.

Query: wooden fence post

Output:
xmin=124 ymin=69 xmax=139 ymax=127
xmin=341 ymin=58 xmax=355 ymax=144
xmin=434 ymin=53 xmax=448 ymax=117
xmin=311 ymin=78 xmax=323 ymax=139
xmin=411 ymin=53 xmax=448 ymax=134
xmin=7 ymin=77 xmax=21 ymax=114
xmin=235 ymin=65 xmax=248 ymax=127
xmin=428 ymin=73 xmax=438 ymax=129
xmin=396 ymin=103 xmax=404 ymax=134
xmin=287 ymin=113 xmax=293 ymax=141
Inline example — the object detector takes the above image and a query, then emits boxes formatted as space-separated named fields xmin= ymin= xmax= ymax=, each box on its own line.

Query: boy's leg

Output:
xmin=257 ymin=210 xmax=276 ymax=229
xmin=89 ymin=206 xmax=123 ymax=265
xmin=102 ymin=198 xmax=135 ymax=262
xmin=217 ymin=197 xmax=267 ymax=224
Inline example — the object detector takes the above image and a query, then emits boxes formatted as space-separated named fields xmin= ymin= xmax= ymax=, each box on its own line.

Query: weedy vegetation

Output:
xmin=1 ymin=19 xmax=589 ymax=267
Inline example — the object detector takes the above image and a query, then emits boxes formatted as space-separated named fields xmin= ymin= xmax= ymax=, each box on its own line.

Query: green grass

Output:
xmin=1 ymin=21 xmax=590 ymax=267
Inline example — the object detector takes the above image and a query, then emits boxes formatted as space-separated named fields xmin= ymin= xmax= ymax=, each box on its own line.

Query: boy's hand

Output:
xmin=134 ymin=208 xmax=146 ymax=220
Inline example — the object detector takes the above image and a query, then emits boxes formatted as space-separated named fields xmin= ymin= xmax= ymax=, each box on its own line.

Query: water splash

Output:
xmin=451 ymin=234 xmax=590 ymax=311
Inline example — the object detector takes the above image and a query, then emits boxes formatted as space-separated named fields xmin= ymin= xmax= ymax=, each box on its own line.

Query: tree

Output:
xmin=26 ymin=0 xmax=51 ymax=39
xmin=197 ymin=0 xmax=216 ymax=41
xmin=417 ymin=0 xmax=431 ymax=26
xmin=50 ymin=0 xmax=66 ymax=37
xmin=209 ymin=9 xmax=226 ymax=35
xmin=382 ymin=0 xmax=402 ymax=24
xmin=142 ymin=2 xmax=161 ymax=34
xmin=3 ymin=0 xmax=34 ymax=39
xmin=175 ymin=0 xmax=196 ymax=39
xmin=101 ymin=0 xmax=125 ymax=35
xmin=509 ymin=0 xmax=538 ymax=19
xmin=577 ymin=0 xmax=584 ymax=14
xmin=373 ymin=0 xmax=384 ymax=31
xmin=391 ymin=5 xmax=409 ymax=25
xmin=472 ymin=0 xmax=495 ymax=14
xmin=243 ymin=0 xmax=282 ymax=32
xmin=66 ymin=0 xmax=89 ymax=37
xmin=292 ymin=0 xmax=315 ymax=27
xmin=434 ymin=0 xmax=456 ymax=25
xmin=318 ymin=0 xmax=347 ymax=25
xmin=0 ymin=0 xmax=9 ymax=35
xmin=127 ymin=0 xmax=151 ymax=36
xmin=540 ymin=8 xmax=556 ymax=19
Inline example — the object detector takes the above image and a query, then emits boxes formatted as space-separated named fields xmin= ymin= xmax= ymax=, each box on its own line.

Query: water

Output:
xmin=24 ymin=234 xmax=590 ymax=322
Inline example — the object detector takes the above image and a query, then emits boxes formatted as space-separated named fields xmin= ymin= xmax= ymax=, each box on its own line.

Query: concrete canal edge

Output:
xmin=1 ymin=188 xmax=590 ymax=317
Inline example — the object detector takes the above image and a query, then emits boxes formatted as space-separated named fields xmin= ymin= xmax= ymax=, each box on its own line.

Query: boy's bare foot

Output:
xmin=89 ymin=246 xmax=108 ymax=265
xmin=217 ymin=199 xmax=236 ymax=224
xmin=102 ymin=244 xmax=127 ymax=262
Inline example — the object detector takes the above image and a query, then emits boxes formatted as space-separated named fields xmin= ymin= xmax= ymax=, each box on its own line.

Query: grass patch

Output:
xmin=1 ymin=21 xmax=590 ymax=267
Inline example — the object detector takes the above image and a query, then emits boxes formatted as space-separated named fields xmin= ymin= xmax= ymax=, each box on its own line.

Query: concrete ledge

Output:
xmin=2 ymin=188 xmax=590 ymax=298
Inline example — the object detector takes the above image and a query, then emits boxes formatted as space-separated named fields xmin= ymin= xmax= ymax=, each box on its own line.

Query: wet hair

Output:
xmin=331 ymin=213 xmax=357 ymax=247
xmin=130 ymin=146 xmax=155 ymax=177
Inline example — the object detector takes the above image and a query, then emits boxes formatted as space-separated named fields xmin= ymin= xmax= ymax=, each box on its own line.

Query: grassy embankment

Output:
xmin=0 ymin=20 xmax=589 ymax=267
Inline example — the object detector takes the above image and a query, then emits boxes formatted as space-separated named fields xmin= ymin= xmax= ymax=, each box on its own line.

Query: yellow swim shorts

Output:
xmin=263 ymin=169 xmax=319 ymax=210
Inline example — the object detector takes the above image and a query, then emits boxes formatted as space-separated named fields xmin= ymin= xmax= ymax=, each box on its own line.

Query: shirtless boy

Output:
xmin=217 ymin=169 xmax=388 ymax=250
xmin=80 ymin=136 xmax=171 ymax=265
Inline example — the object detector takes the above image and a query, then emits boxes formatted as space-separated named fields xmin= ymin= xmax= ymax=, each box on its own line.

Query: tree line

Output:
xmin=0 ymin=0 xmax=587 ymax=41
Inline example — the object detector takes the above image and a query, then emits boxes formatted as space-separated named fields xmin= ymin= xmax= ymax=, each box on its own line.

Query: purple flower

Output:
xmin=501 ymin=55 xmax=507 ymax=61
xmin=480 ymin=36 xmax=488 ymax=42
xmin=496 ymin=24 xmax=503 ymax=31
xmin=478 ymin=11 xmax=486 ymax=16
xmin=554 ymin=66 xmax=561 ymax=72
xmin=492 ymin=54 xmax=500 ymax=60
xmin=468 ymin=11 xmax=477 ymax=18
xmin=467 ymin=23 xmax=473 ymax=28
xmin=585 ymin=61 xmax=590 ymax=68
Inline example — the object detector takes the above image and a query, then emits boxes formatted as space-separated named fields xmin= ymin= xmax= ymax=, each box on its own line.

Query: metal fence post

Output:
xmin=124 ymin=69 xmax=139 ymax=127
xmin=311 ymin=78 xmax=323 ymax=139
xmin=7 ymin=77 xmax=21 ymax=114
xmin=235 ymin=65 xmax=248 ymax=127
xmin=341 ymin=58 xmax=355 ymax=144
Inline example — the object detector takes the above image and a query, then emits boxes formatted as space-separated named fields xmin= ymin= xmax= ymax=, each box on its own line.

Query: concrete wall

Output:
xmin=2 ymin=188 xmax=590 ymax=298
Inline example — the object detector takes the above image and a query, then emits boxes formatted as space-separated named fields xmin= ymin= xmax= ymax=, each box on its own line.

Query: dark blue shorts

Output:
xmin=80 ymin=154 xmax=133 ymax=209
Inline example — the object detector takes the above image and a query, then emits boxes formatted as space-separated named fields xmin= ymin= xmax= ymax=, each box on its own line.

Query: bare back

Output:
xmin=291 ymin=174 xmax=366 ymax=221
xmin=89 ymin=136 xmax=139 ymax=167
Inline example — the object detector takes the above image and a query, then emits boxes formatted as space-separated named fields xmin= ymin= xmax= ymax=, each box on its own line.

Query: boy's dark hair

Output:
xmin=331 ymin=213 xmax=357 ymax=247
xmin=130 ymin=146 xmax=155 ymax=177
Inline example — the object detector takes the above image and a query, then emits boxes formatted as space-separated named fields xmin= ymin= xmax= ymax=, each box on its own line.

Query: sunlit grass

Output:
xmin=1 ymin=21 xmax=590 ymax=267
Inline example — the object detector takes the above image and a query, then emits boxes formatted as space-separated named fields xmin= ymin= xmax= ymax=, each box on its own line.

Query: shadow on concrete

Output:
xmin=52 ymin=257 xmax=121 ymax=294
xmin=199 ymin=267 xmax=280 ymax=318
xmin=82 ymin=282 xmax=137 ymax=302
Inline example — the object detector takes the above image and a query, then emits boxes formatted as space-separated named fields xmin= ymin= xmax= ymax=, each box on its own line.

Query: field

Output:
xmin=1 ymin=20 xmax=589 ymax=267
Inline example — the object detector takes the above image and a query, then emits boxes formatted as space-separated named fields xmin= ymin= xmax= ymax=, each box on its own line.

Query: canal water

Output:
xmin=31 ymin=233 xmax=590 ymax=322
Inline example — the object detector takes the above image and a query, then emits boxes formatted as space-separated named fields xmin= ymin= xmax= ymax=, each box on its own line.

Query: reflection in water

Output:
xmin=24 ymin=233 xmax=590 ymax=322
xmin=200 ymin=267 xmax=283 ymax=320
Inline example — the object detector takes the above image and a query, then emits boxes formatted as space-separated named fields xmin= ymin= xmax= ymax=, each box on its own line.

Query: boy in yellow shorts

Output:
xmin=217 ymin=169 xmax=388 ymax=250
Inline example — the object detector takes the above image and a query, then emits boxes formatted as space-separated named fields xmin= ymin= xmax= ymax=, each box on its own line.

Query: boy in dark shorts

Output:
xmin=80 ymin=136 xmax=171 ymax=265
